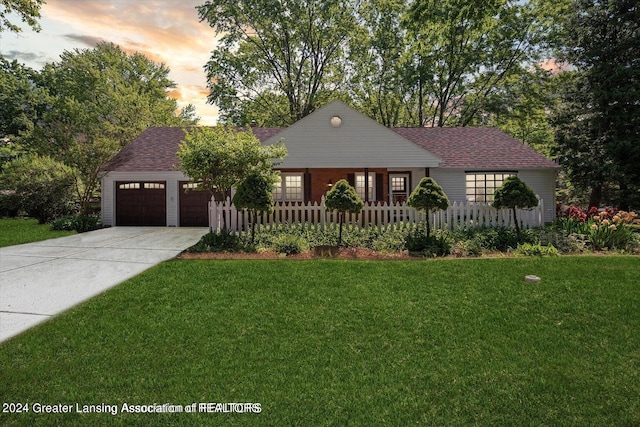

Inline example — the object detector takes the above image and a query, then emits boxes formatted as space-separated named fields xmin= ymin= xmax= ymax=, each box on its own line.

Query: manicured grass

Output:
xmin=0 ymin=218 xmax=75 ymax=247
xmin=1 ymin=257 xmax=639 ymax=425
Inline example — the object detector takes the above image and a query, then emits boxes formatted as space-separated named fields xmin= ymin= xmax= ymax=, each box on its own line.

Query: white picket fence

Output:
xmin=209 ymin=196 xmax=544 ymax=233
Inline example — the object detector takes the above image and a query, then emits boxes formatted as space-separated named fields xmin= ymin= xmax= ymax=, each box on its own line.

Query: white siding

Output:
xmin=430 ymin=168 xmax=557 ymax=223
xmin=263 ymin=100 xmax=441 ymax=168
xmin=518 ymin=169 xmax=557 ymax=223
xmin=101 ymin=171 xmax=191 ymax=227
xmin=430 ymin=169 xmax=466 ymax=203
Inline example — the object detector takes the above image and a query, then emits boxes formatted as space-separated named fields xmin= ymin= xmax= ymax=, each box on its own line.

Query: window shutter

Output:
xmin=347 ymin=173 xmax=355 ymax=187
xmin=376 ymin=174 xmax=384 ymax=201
xmin=304 ymin=171 xmax=312 ymax=202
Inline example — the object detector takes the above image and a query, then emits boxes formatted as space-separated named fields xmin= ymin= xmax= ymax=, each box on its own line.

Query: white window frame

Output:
xmin=355 ymin=172 xmax=376 ymax=201
xmin=465 ymin=171 xmax=516 ymax=203
xmin=274 ymin=173 xmax=304 ymax=202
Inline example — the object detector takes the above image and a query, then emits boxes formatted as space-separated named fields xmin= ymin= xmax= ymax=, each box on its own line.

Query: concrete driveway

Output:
xmin=0 ymin=227 xmax=207 ymax=343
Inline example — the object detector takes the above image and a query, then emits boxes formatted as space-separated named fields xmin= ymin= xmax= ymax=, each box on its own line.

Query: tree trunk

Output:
xmin=338 ymin=212 xmax=344 ymax=246
xmin=512 ymin=207 xmax=521 ymax=238
xmin=426 ymin=213 xmax=431 ymax=238
xmin=589 ymin=185 xmax=602 ymax=208
xmin=251 ymin=211 xmax=257 ymax=243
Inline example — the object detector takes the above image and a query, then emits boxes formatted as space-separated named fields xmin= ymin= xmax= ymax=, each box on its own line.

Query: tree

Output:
xmin=0 ymin=154 xmax=76 ymax=223
xmin=406 ymin=177 xmax=449 ymax=237
xmin=25 ymin=42 xmax=197 ymax=213
xmin=0 ymin=58 xmax=48 ymax=168
xmin=1 ymin=0 xmax=43 ymax=33
xmin=325 ymin=179 xmax=364 ymax=246
xmin=553 ymin=0 xmax=640 ymax=209
xmin=233 ymin=171 xmax=279 ymax=242
xmin=348 ymin=0 xmax=413 ymax=127
xmin=176 ymin=126 xmax=287 ymax=228
xmin=402 ymin=0 xmax=555 ymax=127
xmin=492 ymin=176 xmax=538 ymax=237
xmin=197 ymin=0 xmax=357 ymax=125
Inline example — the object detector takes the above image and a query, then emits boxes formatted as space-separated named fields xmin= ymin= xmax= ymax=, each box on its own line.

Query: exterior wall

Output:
xmin=101 ymin=171 xmax=190 ymax=227
xmin=517 ymin=169 xmax=557 ymax=223
xmin=429 ymin=169 xmax=467 ymax=202
xmin=279 ymin=168 xmax=388 ymax=203
xmin=430 ymin=168 xmax=557 ymax=223
xmin=263 ymin=101 xmax=441 ymax=169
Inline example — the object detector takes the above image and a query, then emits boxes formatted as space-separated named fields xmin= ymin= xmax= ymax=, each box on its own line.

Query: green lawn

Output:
xmin=1 ymin=257 xmax=639 ymax=426
xmin=0 ymin=218 xmax=75 ymax=247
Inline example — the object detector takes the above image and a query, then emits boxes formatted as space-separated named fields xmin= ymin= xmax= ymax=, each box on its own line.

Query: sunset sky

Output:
xmin=0 ymin=0 xmax=221 ymax=125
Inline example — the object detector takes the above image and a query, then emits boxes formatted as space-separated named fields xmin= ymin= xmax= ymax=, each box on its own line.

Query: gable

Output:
xmin=262 ymin=100 xmax=441 ymax=168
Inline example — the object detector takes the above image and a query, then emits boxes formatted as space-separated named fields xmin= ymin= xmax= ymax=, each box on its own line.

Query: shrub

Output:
xmin=468 ymin=226 xmax=538 ymax=252
xmin=50 ymin=215 xmax=76 ymax=231
xmin=451 ymin=239 xmax=484 ymax=257
xmin=188 ymin=231 xmax=251 ymax=253
xmin=538 ymin=229 xmax=587 ymax=254
xmin=325 ymin=179 xmax=363 ymax=246
xmin=0 ymin=192 xmax=21 ymax=217
xmin=72 ymin=215 xmax=100 ymax=233
xmin=50 ymin=214 xmax=100 ymax=233
xmin=516 ymin=243 xmax=559 ymax=257
xmin=0 ymin=154 xmax=76 ymax=223
xmin=271 ymin=234 xmax=309 ymax=255
xmin=405 ymin=228 xmax=451 ymax=257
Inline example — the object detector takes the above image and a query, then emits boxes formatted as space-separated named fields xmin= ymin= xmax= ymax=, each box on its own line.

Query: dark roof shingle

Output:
xmin=102 ymin=127 xmax=283 ymax=172
xmin=392 ymin=127 xmax=558 ymax=169
xmin=103 ymin=126 xmax=557 ymax=172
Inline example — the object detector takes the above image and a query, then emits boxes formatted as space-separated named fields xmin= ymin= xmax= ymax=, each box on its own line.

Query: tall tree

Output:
xmin=0 ymin=58 xmax=49 ymax=167
xmin=0 ymin=0 xmax=43 ymax=33
xmin=403 ymin=0 xmax=554 ymax=127
xmin=197 ymin=0 xmax=358 ymax=125
xmin=27 ymin=42 xmax=197 ymax=213
xmin=348 ymin=0 xmax=412 ymax=127
xmin=553 ymin=0 xmax=640 ymax=209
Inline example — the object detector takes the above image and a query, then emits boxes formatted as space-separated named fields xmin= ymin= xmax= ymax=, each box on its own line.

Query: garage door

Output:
xmin=116 ymin=181 xmax=166 ymax=226
xmin=179 ymin=182 xmax=210 ymax=227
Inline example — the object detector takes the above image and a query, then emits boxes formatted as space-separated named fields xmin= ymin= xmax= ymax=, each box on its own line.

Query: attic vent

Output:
xmin=330 ymin=116 xmax=342 ymax=128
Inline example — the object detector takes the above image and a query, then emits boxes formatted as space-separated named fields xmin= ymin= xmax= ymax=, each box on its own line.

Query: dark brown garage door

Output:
xmin=179 ymin=182 xmax=211 ymax=227
xmin=116 ymin=181 xmax=166 ymax=226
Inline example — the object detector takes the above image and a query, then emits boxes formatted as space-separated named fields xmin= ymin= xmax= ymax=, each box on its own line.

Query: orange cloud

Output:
xmin=540 ymin=58 xmax=569 ymax=75
xmin=42 ymin=0 xmax=221 ymax=123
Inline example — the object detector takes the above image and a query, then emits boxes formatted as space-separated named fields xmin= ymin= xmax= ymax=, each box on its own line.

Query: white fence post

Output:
xmin=208 ymin=197 xmax=545 ymax=233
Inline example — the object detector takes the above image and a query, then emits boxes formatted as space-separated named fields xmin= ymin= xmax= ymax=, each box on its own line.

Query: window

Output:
xmin=118 ymin=183 xmax=140 ymax=190
xmin=355 ymin=172 xmax=376 ymax=201
xmin=465 ymin=172 xmax=515 ymax=203
xmin=144 ymin=182 xmax=165 ymax=190
xmin=274 ymin=173 xmax=304 ymax=201
xmin=391 ymin=176 xmax=406 ymax=192
xmin=182 ymin=182 xmax=202 ymax=190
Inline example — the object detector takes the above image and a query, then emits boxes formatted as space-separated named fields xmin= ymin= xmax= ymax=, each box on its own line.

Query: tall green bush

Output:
xmin=407 ymin=177 xmax=449 ymax=237
xmin=233 ymin=171 xmax=279 ymax=242
xmin=325 ymin=179 xmax=364 ymax=246
xmin=492 ymin=176 xmax=538 ymax=237
xmin=0 ymin=154 xmax=76 ymax=223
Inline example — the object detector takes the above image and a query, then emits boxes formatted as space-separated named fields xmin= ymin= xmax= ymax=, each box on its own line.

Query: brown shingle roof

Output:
xmin=102 ymin=127 xmax=283 ymax=172
xmin=103 ymin=125 xmax=557 ymax=172
xmin=392 ymin=127 xmax=558 ymax=169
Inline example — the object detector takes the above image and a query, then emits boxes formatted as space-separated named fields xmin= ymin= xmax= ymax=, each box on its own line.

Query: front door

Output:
xmin=389 ymin=173 xmax=411 ymax=204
